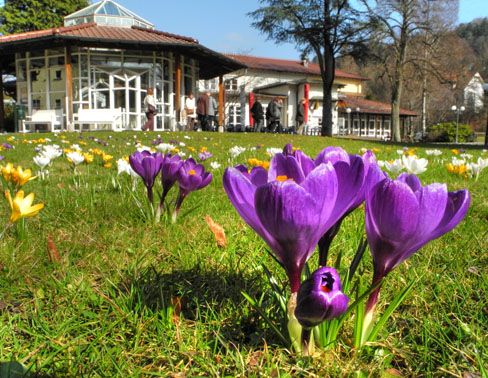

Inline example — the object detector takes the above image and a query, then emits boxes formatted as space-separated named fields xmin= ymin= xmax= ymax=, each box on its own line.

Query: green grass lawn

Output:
xmin=0 ymin=131 xmax=487 ymax=377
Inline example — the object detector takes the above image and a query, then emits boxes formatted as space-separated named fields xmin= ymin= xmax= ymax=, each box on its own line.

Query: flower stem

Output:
xmin=301 ymin=328 xmax=314 ymax=356
xmin=287 ymin=292 xmax=302 ymax=354
xmin=172 ymin=190 xmax=187 ymax=223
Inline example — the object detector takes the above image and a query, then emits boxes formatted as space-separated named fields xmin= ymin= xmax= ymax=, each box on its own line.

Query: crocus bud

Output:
xmin=295 ymin=267 xmax=349 ymax=329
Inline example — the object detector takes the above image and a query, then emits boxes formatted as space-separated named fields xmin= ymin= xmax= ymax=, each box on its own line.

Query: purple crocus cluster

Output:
xmin=129 ymin=150 xmax=212 ymax=219
xmin=223 ymin=143 xmax=469 ymax=351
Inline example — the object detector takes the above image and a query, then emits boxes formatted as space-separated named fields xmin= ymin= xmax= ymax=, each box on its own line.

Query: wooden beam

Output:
xmin=219 ymin=75 xmax=224 ymax=126
xmin=175 ymin=54 xmax=181 ymax=122
xmin=66 ymin=46 xmax=73 ymax=129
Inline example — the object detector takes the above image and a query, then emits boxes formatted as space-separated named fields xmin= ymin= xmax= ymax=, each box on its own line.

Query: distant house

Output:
xmin=464 ymin=72 xmax=485 ymax=112
xmin=200 ymin=54 xmax=418 ymax=137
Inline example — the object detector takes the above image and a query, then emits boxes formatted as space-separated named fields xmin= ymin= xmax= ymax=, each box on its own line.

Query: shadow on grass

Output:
xmin=123 ymin=264 xmax=289 ymax=348
xmin=0 ymin=361 xmax=55 ymax=378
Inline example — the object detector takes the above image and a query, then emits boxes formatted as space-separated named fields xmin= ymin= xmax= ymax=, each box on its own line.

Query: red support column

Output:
xmin=249 ymin=92 xmax=254 ymax=127
xmin=304 ymin=84 xmax=310 ymax=123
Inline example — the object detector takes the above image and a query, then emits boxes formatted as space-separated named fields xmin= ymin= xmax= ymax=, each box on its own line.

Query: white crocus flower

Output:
xmin=385 ymin=159 xmax=404 ymax=175
xmin=66 ymin=151 xmax=85 ymax=165
xmin=460 ymin=153 xmax=473 ymax=160
xmin=478 ymin=157 xmax=488 ymax=169
xmin=42 ymin=145 xmax=62 ymax=160
xmin=377 ymin=160 xmax=386 ymax=168
xmin=266 ymin=147 xmax=282 ymax=158
xmin=155 ymin=143 xmax=173 ymax=154
xmin=467 ymin=162 xmax=483 ymax=178
xmin=33 ymin=155 xmax=51 ymax=170
xmin=425 ymin=149 xmax=442 ymax=156
xmin=396 ymin=150 xmax=404 ymax=155
xmin=210 ymin=162 xmax=221 ymax=170
xmin=136 ymin=145 xmax=152 ymax=152
xmin=229 ymin=146 xmax=246 ymax=159
xmin=402 ymin=155 xmax=428 ymax=175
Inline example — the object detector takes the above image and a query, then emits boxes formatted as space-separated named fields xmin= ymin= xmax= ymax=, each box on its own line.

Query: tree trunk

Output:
xmin=320 ymin=46 xmax=335 ymax=137
xmin=391 ymin=74 xmax=404 ymax=142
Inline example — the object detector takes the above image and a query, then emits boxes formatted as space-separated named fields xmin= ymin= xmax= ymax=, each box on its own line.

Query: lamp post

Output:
xmin=346 ymin=108 xmax=351 ymax=135
xmin=451 ymin=105 xmax=465 ymax=143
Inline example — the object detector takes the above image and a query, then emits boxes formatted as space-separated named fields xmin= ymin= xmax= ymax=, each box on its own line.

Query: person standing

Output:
xmin=185 ymin=93 xmax=196 ymax=131
xmin=268 ymin=97 xmax=283 ymax=133
xmin=143 ymin=88 xmax=156 ymax=131
xmin=207 ymin=92 xmax=218 ymax=131
xmin=296 ymin=97 xmax=306 ymax=135
xmin=251 ymin=95 xmax=264 ymax=132
xmin=196 ymin=91 xmax=209 ymax=131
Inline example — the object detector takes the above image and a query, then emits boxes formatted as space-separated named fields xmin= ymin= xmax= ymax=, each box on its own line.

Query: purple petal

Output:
xmin=223 ymin=167 xmax=267 ymax=240
xmin=315 ymin=147 xmax=350 ymax=166
xmin=268 ymin=154 xmax=306 ymax=184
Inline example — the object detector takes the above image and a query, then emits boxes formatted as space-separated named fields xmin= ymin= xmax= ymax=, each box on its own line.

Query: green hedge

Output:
xmin=426 ymin=122 xmax=473 ymax=143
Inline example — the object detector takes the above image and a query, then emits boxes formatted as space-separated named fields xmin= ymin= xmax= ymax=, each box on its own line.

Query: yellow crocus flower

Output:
xmin=12 ymin=166 xmax=37 ymax=187
xmin=83 ymin=153 xmax=94 ymax=164
xmin=5 ymin=190 xmax=44 ymax=223
xmin=102 ymin=153 xmax=113 ymax=162
xmin=1 ymin=162 xmax=15 ymax=182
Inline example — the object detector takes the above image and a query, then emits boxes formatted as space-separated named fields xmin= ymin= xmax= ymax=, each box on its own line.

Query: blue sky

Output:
xmin=114 ymin=0 xmax=488 ymax=59
xmin=1 ymin=0 xmax=486 ymax=59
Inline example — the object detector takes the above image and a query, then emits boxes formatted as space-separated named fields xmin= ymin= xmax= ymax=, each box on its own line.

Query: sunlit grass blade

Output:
xmin=367 ymin=276 xmax=420 ymax=343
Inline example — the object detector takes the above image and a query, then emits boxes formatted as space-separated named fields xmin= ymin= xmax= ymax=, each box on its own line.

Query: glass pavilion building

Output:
xmin=0 ymin=0 xmax=244 ymax=131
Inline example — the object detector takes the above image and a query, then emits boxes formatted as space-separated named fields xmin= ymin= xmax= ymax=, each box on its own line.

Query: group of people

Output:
xmin=184 ymin=92 xmax=218 ymax=132
xmin=144 ymin=88 xmax=308 ymax=134
xmin=251 ymin=96 xmax=307 ymax=134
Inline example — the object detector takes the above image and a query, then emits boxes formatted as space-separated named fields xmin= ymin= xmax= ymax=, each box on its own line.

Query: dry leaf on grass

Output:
xmin=205 ymin=215 xmax=227 ymax=248
xmin=47 ymin=234 xmax=61 ymax=263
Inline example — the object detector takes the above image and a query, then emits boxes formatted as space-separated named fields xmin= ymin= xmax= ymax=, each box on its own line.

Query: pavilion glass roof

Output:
xmin=64 ymin=0 xmax=154 ymax=29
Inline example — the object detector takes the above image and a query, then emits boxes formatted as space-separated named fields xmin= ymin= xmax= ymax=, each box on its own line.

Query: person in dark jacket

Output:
xmin=196 ymin=92 xmax=209 ymax=131
xmin=296 ymin=97 xmax=306 ymax=135
xmin=207 ymin=92 xmax=218 ymax=131
xmin=250 ymin=96 xmax=264 ymax=132
xmin=267 ymin=97 xmax=283 ymax=133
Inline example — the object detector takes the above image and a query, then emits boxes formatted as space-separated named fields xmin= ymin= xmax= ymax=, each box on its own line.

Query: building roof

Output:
xmin=0 ymin=23 xmax=245 ymax=79
xmin=341 ymin=96 xmax=419 ymax=116
xmin=224 ymin=53 xmax=369 ymax=81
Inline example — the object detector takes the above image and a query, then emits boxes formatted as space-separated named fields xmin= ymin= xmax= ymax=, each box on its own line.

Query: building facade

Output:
xmin=200 ymin=54 xmax=417 ymax=137
xmin=0 ymin=0 xmax=243 ymax=131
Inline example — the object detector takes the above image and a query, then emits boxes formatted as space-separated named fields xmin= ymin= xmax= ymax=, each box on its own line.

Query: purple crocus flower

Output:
xmin=159 ymin=153 xmax=184 ymax=207
xmin=364 ymin=173 xmax=470 ymax=315
xmin=174 ymin=158 xmax=212 ymax=218
xmin=223 ymin=147 xmax=364 ymax=294
xmin=198 ymin=150 xmax=212 ymax=161
xmin=314 ymin=147 xmax=384 ymax=265
xmin=0 ymin=155 xmax=4 ymax=161
xmin=129 ymin=150 xmax=163 ymax=203
xmin=295 ymin=267 xmax=349 ymax=329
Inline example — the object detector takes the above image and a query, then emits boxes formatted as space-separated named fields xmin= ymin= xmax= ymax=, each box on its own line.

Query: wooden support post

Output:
xmin=175 ymin=54 xmax=181 ymax=122
xmin=219 ymin=74 xmax=224 ymax=129
xmin=66 ymin=46 xmax=73 ymax=130
xmin=375 ymin=115 xmax=378 ymax=138
xmin=249 ymin=92 xmax=254 ymax=127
